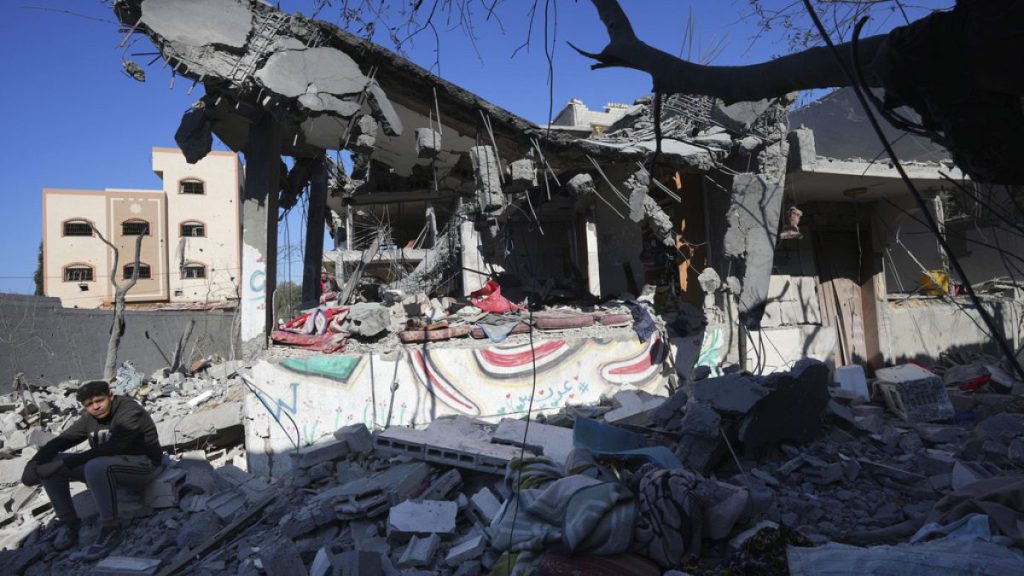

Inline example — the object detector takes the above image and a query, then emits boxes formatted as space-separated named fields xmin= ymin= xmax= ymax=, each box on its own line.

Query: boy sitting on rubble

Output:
xmin=20 ymin=380 xmax=164 ymax=560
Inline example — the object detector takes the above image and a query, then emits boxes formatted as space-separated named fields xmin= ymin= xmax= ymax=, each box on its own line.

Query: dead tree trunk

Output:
xmin=574 ymin=0 xmax=886 ymax=103
xmin=91 ymin=224 xmax=144 ymax=380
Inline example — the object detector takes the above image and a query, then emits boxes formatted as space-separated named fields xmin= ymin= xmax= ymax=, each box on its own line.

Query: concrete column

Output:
xmin=240 ymin=116 xmax=281 ymax=359
xmin=584 ymin=213 xmax=601 ymax=297
xmin=301 ymin=158 xmax=328 ymax=306
xmin=460 ymin=220 xmax=487 ymax=296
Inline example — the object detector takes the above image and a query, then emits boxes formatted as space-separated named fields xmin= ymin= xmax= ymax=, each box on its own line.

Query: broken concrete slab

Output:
xmin=295 ymin=438 xmax=351 ymax=470
xmin=140 ymin=0 xmax=253 ymax=49
xmin=445 ymin=533 xmax=486 ymax=566
xmin=156 ymin=400 xmax=243 ymax=448
xmin=419 ymin=469 xmax=462 ymax=501
xmin=344 ymin=303 xmax=391 ymax=338
xmin=375 ymin=417 xmax=522 ymax=475
xmin=92 ymin=556 xmax=162 ymax=576
xmin=603 ymin=389 xmax=666 ymax=426
xmin=331 ymin=550 xmax=383 ymax=576
xmin=387 ymin=500 xmax=457 ymax=540
xmin=692 ymin=374 xmax=770 ymax=414
xmin=256 ymin=47 xmax=367 ymax=99
xmin=491 ymin=418 xmax=573 ymax=465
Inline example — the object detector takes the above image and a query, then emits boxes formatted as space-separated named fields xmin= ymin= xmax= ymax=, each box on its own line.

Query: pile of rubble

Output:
xmin=1 ymin=355 xmax=1023 ymax=575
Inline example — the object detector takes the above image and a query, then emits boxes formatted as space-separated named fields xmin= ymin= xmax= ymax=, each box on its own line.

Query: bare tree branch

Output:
xmin=90 ymin=223 xmax=144 ymax=380
xmin=572 ymin=0 xmax=887 ymax=103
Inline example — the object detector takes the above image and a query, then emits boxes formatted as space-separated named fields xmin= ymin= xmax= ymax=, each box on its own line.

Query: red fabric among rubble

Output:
xmin=469 ymin=279 xmax=524 ymax=314
xmin=270 ymin=330 xmax=347 ymax=353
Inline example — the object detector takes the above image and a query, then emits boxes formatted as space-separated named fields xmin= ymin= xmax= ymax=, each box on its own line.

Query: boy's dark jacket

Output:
xmin=22 ymin=396 xmax=162 ymax=485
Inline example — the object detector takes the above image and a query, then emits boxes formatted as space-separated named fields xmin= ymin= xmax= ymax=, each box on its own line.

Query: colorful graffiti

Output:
xmin=245 ymin=334 xmax=673 ymax=477
xmin=696 ymin=327 xmax=725 ymax=377
xmin=280 ymin=356 xmax=361 ymax=382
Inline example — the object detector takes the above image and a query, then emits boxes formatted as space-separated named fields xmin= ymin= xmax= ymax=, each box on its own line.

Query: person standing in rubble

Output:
xmin=20 ymin=380 xmax=164 ymax=560
xmin=320 ymin=267 xmax=340 ymax=303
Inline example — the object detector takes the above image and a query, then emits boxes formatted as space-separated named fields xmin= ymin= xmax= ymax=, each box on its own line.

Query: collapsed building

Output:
xmin=1 ymin=1 xmax=1023 ymax=575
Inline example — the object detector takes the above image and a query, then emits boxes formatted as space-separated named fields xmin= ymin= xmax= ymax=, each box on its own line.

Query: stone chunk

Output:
xmin=334 ymin=424 xmax=373 ymax=454
xmin=508 ymin=158 xmax=537 ymax=187
xmin=738 ymin=359 xmax=831 ymax=450
xmin=92 ymin=556 xmax=162 ymax=576
xmin=398 ymin=534 xmax=440 ymax=568
xmin=387 ymin=500 xmax=458 ymax=540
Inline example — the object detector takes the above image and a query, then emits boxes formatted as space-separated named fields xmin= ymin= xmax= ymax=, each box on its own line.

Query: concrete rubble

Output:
xmin=0 ymin=355 xmax=1020 ymax=575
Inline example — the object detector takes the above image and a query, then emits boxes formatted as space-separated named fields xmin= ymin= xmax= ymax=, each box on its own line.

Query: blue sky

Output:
xmin=0 ymin=0 xmax=945 ymax=295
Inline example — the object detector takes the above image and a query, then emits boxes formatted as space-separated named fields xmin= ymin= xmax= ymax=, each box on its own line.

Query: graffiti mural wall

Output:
xmin=245 ymin=334 xmax=671 ymax=477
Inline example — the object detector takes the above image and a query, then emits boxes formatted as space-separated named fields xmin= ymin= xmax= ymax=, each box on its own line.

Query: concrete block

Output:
xmin=143 ymin=467 xmax=186 ymax=509
xmin=491 ymin=419 xmax=574 ymax=465
xmin=445 ymin=534 xmax=486 ymax=565
xmin=398 ymin=533 xmax=440 ymax=568
xmin=415 ymin=128 xmax=441 ymax=159
xmin=296 ymin=438 xmax=351 ymax=469
xmin=470 ymin=145 xmax=503 ymax=212
xmin=604 ymin=390 xmax=666 ymax=426
xmin=375 ymin=417 xmax=522 ymax=475
xmin=387 ymin=500 xmax=457 ymax=540
xmin=334 ymin=424 xmax=373 ymax=454
xmin=468 ymin=487 xmax=501 ymax=525
xmin=213 ymin=464 xmax=272 ymax=502
xmin=92 ymin=556 xmax=162 ymax=575
xmin=508 ymin=158 xmax=537 ymax=187
xmin=678 ymin=402 xmax=721 ymax=438
xmin=875 ymin=364 xmax=953 ymax=422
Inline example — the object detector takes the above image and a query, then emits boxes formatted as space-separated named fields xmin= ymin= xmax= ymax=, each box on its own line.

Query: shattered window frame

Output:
xmin=122 ymin=263 xmax=152 ymax=280
xmin=63 ymin=265 xmax=94 ymax=282
xmin=121 ymin=219 xmax=150 ymax=236
xmin=180 ymin=221 xmax=206 ymax=237
xmin=62 ymin=219 xmax=93 ymax=237
xmin=181 ymin=263 xmax=207 ymax=280
xmin=179 ymin=179 xmax=206 ymax=195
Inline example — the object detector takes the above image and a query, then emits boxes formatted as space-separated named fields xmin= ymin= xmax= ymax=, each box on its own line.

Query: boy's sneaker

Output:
xmin=82 ymin=526 xmax=124 ymax=561
xmin=48 ymin=518 xmax=81 ymax=551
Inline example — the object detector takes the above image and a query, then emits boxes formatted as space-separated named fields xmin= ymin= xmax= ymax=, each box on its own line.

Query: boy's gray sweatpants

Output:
xmin=42 ymin=454 xmax=162 ymax=523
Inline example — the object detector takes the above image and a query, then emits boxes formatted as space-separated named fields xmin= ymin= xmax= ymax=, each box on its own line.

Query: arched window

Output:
xmin=121 ymin=219 xmax=150 ymax=236
xmin=63 ymin=264 xmax=94 ymax=282
xmin=62 ymin=219 xmax=93 ymax=237
xmin=181 ymin=262 xmax=207 ymax=279
xmin=179 ymin=179 xmax=205 ymax=195
xmin=123 ymin=263 xmax=152 ymax=280
xmin=180 ymin=221 xmax=206 ymax=237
